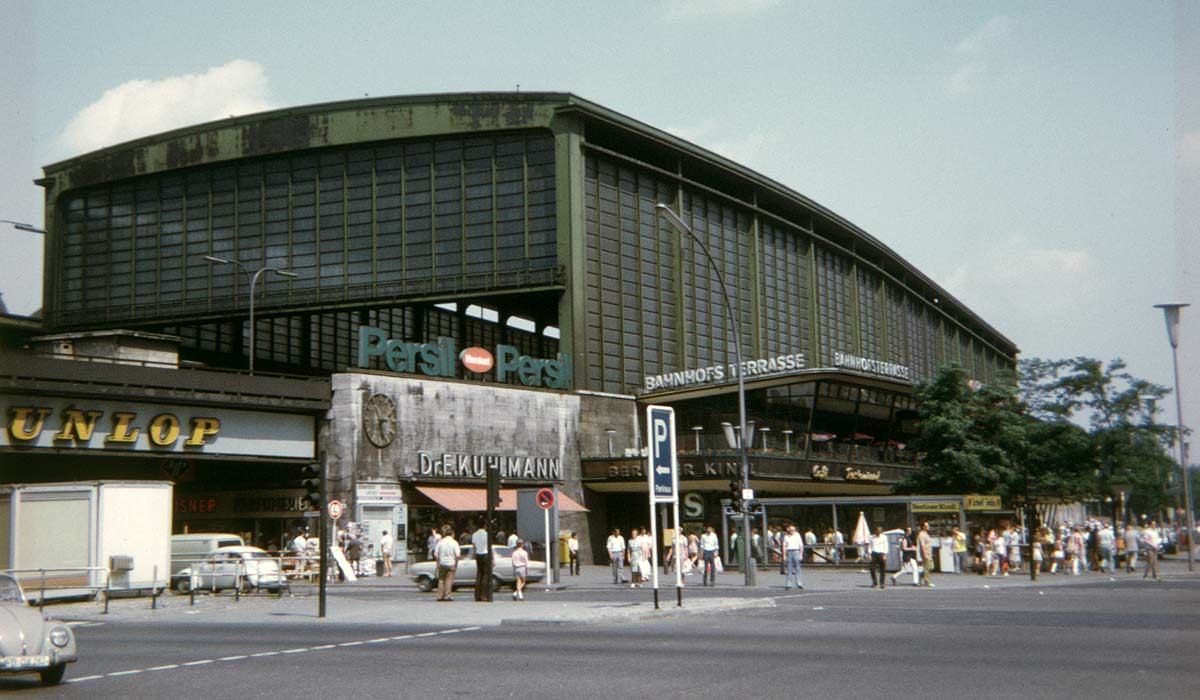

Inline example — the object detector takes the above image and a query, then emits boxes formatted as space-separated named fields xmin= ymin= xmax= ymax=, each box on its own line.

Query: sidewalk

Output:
xmin=49 ymin=556 xmax=1198 ymax=628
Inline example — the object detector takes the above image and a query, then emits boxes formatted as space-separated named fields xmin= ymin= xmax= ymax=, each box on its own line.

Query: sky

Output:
xmin=1 ymin=0 xmax=1196 ymax=446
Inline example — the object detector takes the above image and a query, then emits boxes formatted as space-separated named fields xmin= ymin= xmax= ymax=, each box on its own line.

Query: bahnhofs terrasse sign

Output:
xmin=640 ymin=350 xmax=914 ymax=393
xmin=357 ymin=326 xmax=572 ymax=389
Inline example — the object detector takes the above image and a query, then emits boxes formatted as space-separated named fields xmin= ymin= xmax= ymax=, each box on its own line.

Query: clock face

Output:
xmin=362 ymin=393 xmax=397 ymax=448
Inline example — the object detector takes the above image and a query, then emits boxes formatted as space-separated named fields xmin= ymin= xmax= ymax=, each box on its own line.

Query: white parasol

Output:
xmin=852 ymin=511 xmax=871 ymax=545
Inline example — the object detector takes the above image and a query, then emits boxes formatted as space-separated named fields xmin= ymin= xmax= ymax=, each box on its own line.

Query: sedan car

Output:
xmin=0 ymin=573 xmax=77 ymax=686
xmin=175 ymin=545 xmax=287 ymax=593
xmin=411 ymin=545 xmax=546 ymax=593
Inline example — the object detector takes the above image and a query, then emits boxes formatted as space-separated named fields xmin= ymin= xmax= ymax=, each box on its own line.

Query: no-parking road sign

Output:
xmin=535 ymin=488 xmax=555 ymax=510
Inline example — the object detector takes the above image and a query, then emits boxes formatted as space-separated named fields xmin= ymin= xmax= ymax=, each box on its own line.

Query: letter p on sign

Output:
xmin=646 ymin=405 xmax=678 ymax=504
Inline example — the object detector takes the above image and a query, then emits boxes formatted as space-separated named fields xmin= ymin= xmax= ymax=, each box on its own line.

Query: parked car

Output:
xmin=175 ymin=546 xmax=286 ymax=593
xmin=0 ymin=573 xmax=77 ymax=686
xmin=411 ymin=545 xmax=546 ymax=593
xmin=170 ymin=532 xmax=245 ymax=579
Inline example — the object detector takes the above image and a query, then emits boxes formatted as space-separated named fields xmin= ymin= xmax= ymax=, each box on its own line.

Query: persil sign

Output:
xmin=357 ymin=326 xmax=572 ymax=389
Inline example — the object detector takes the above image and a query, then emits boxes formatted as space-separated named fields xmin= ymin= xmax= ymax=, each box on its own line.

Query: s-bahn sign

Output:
xmin=357 ymin=326 xmax=572 ymax=389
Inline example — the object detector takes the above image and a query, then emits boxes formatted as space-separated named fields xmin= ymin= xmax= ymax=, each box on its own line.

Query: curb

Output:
xmin=499 ymin=597 xmax=776 ymax=626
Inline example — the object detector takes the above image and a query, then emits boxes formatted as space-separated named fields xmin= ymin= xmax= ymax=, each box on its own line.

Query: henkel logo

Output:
xmin=460 ymin=347 xmax=494 ymax=373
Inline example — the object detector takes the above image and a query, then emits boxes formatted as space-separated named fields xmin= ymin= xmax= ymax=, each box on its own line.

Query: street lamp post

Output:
xmin=1154 ymin=302 xmax=1194 ymax=572
xmin=656 ymin=203 xmax=755 ymax=586
xmin=203 ymin=256 xmax=298 ymax=374
xmin=0 ymin=220 xmax=45 ymax=234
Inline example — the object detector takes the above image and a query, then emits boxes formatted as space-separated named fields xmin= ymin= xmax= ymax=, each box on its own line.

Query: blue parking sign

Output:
xmin=646 ymin=405 xmax=678 ymax=504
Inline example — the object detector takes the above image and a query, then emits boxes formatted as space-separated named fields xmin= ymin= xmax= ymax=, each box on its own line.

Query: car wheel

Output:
xmin=240 ymin=580 xmax=253 ymax=594
xmin=491 ymin=576 xmax=502 ymax=592
xmin=415 ymin=576 xmax=433 ymax=593
xmin=177 ymin=578 xmax=192 ymax=595
xmin=40 ymin=664 xmax=66 ymax=686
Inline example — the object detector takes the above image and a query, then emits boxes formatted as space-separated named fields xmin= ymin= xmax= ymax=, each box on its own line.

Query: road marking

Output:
xmin=66 ymin=621 xmax=105 ymax=628
xmin=63 ymin=626 xmax=483 ymax=684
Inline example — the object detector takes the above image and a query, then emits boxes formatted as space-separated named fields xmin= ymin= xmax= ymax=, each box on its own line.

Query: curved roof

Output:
xmin=40 ymin=91 xmax=1017 ymax=356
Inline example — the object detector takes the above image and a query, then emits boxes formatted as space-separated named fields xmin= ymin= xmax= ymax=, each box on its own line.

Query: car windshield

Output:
xmin=493 ymin=546 xmax=513 ymax=558
xmin=0 ymin=575 xmax=25 ymax=603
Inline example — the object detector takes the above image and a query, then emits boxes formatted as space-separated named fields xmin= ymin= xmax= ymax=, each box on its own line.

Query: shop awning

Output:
xmin=415 ymin=486 xmax=588 ymax=513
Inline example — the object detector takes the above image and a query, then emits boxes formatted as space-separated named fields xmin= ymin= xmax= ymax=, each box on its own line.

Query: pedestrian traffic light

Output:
xmin=301 ymin=463 xmax=322 ymax=509
xmin=729 ymin=479 xmax=743 ymax=514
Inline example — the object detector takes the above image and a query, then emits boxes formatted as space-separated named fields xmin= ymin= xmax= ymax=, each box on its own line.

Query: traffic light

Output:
xmin=729 ymin=479 xmax=743 ymax=514
xmin=301 ymin=463 xmax=322 ymax=510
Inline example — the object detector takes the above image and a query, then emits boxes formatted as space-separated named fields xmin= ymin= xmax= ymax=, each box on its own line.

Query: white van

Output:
xmin=170 ymin=533 xmax=245 ymax=579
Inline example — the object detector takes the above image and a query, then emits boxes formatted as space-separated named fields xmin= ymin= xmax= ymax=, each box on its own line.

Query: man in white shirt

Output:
xmin=783 ymin=524 xmax=805 ymax=590
xmin=1141 ymin=521 xmax=1161 ymax=580
xmin=471 ymin=523 xmax=490 ymax=600
xmin=804 ymin=527 xmax=818 ymax=563
xmin=434 ymin=526 xmax=460 ymax=601
xmin=869 ymin=527 xmax=889 ymax=589
xmin=700 ymin=526 xmax=720 ymax=587
xmin=379 ymin=530 xmax=394 ymax=577
xmin=567 ymin=532 xmax=580 ymax=575
xmin=607 ymin=529 xmax=627 ymax=584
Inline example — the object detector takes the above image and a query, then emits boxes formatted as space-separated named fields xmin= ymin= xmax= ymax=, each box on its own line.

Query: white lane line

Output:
xmin=71 ymin=626 xmax=481 ymax=684
xmin=67 ymin=621 xmax=105 ymax=628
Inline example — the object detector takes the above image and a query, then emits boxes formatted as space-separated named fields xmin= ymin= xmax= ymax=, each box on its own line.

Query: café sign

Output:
xmin=964 ymin=494 xmax=1003 ymax=511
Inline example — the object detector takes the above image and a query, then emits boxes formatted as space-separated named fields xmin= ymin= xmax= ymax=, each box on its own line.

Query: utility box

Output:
xmin=0 ymin=481 xmax=172 ymax=596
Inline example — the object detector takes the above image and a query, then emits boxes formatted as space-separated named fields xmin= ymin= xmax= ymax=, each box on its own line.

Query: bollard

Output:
xmin=152 ymin=565 xmax=158 ymax=609
xmin=234 ymin=561 xmax=241 ymax=602
xmin=39 ymin=569 xmax=45 ymax=612
xmin=189 ymin=571 xmax=195 ymax=607
xmin=103 ymin=571 xmax=110 ymax=615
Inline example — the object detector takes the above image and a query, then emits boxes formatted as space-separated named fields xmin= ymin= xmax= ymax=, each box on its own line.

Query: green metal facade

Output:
xmin=39 ymin=92 xmax=1017 ymax=389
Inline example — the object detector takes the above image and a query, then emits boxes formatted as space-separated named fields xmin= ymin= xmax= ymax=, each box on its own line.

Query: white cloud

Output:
xmin=56 ymin=60 xmax=275 ymax=156
xmin=955 ymin=15 xmax=1012 ymax=54
xmin=945 ymin=16 xmax=1012 ymax=95
xmin=1180 ymin=130 xmax=1200 ymax=168
xmin=662 ymin=0 xmax=780 ymax=20
xmin=940 ymin=234 xmax=1097 ymax=347
xmin=664 ymin=120 xmax=773 ymax=169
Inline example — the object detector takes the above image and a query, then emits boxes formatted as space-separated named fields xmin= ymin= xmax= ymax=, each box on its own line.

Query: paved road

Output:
xmin=4 ymin=570 xmax=1196 ymax=698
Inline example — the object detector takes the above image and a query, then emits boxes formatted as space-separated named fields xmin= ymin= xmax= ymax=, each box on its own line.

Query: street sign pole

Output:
xmin=317 ymin=455 xmax=327 ymax=619
xmin=535 ymin=488 xmax=555 ymax=591
xmin=646 ymin=405 xmax=680 ymax=611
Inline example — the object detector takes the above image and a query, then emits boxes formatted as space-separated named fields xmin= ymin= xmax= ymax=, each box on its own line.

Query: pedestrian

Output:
xmin=1123 ymin=524 xmax=1139 ymax=573
xmin=992 ymin=528 xmax=1008 ymax=576
xmin=687 ymin=530 xmax=700 ymax=574
xmin=890 ymin=527 xmax=919 ymax=586
xmin=1050 ymin=533 xmax=1064 ymax=574
xmin=346 ymin=533 xmax=363 ymax=576
xmin=832 ymin=528 xmax=845 ymax=567
xmin=511 ymin=539 xmax=529 ymax=600
xmin=1069 ymin=527 xmax=1086 ymax=575
xmin=607 ymin=528 xmax=627 ymax=584
xmin=951 ymin=527 xmax=968 ymax=574
xmin=1006 ymin=526 xmax=1022 ymax=574
xmin=1031 ymin=528 xmax=1045 ymax=573
xmin=567 ymin=532 xmax=580 ymax=576
xmin=426 ymin=527 xmax=441 ymax=561
xmin=1098 ymin=523 xmax=1115 ymax=573
xmin=507 ymin=530 xmax=519 ymax=547
xmin=628 ymin=527 xmax=645 ymax=588
xmin=434 ymin=525 xmax=460 ymax=601
xmin=1141 ymin=521 xmax=1161 ymax=580
xmin=379 ymin=529 xmax=393 ymax=577
xmin=782 ymin=524 xmax=804 ymax=590
xmin=917 ymin=522 xmax=935 ymax=587
xmin=471 ymin=522 xmax=490 ymax=600
xmin=804 ymin=527 xmax=817 ymax=563
xmin=700 ymin=525 xmax=720 ymax=587
xmin=869 ymin=527 xmax=889 ymax=589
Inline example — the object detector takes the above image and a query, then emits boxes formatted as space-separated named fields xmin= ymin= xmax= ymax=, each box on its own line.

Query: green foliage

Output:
xmin=897 ymin=357 xmax=1173 ymax=517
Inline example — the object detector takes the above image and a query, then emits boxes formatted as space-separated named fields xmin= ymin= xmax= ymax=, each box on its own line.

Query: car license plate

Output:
xmin=1 ymin=655 xmax=50 ymax=670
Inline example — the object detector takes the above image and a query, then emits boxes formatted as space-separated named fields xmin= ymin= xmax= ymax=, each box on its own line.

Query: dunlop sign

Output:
xmin=2 ymin=398 xmax=314 ymax=459
xmin=964 ymin=494 xmax=1003 ymax=511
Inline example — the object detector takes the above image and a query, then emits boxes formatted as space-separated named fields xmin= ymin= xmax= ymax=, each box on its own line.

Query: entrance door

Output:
xmin=360 ymin=505 xmax=401 ymax=563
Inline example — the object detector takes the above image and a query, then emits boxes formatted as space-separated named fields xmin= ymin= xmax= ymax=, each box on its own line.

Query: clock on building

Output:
xmin=362 ymin=393 xmax=397 ymax=448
